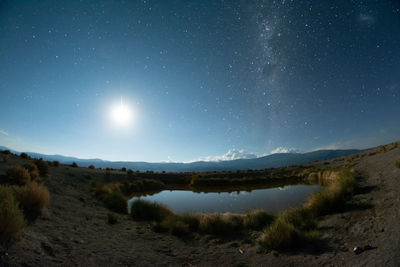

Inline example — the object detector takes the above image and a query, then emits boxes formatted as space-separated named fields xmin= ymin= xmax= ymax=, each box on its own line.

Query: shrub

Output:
xmin=33 ymin=159 xmax=50 ymax=176
xmin=88 ymin=165 xmax=95 ymax=169
xmin=0 ymin=186 xmax=26 ymax=244
xmin=102 ymin=191 xmax=127 ymax=214
xmin=243 ymin=210 xmax=274 ymax=230
xmin=14 ymin=182 xmax=50 ymax=217
xmin=71 ymin=162 xmax=78 ymax=168
xmin=121 ymin=167 xmax=126 ymax=172
xmin=23 ymin=163 xmax=40 ymax=182
xmin=52 ymin=161 xmax=60 ymax=167
xmin=107 ymin=213 xmax=118 ymax=224
xmin=127 ymin=169 xmax=134 ymax=175
xmin=20 ymin=152 xmax=29 ymax=159
xmin=130 ymin=199 xmax=173 ymax=222
xmin=6 ymin=166 xmax=31 ymax=185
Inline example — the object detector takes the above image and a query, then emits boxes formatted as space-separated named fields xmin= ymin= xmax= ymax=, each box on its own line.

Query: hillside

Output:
xmin=0 ymin=142 xmax=399 ymax=266
xmin=0 ymin=146 xmax=360 ymax=172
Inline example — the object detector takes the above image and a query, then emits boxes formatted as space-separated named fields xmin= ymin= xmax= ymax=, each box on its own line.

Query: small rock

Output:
xmin=353 ymin=246 xmax=363 ymax=255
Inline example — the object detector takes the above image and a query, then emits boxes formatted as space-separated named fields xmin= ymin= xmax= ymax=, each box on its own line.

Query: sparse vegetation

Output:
xmin=23 ymin=163 xmax=40 ymax=182
xmin=33 ymin=159 xmax=50 ymax=176
xmin=6 ymin=166 xmax=31 ymax=185
xmin=130 ymin=199 xmax=173 ymax=221
xmin=20 ymin=152 xmax=29 ymax=159
xmin=0 ymin=186 xmax=26 ymax=244
xmin=13 ymin=182 xmax=50 ymax=217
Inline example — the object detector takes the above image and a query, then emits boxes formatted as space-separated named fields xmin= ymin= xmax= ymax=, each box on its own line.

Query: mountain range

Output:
xmin=0 ymin=146 xmax=361 ymax=172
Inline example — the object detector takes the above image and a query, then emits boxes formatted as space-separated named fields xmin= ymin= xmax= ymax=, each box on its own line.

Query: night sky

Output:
xmin=1 ymin=0 xmax=399 ymax=162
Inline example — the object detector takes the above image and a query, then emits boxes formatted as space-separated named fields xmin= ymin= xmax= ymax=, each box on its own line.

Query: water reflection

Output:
xmin=128 ymin=184 xmax=321 ymax=214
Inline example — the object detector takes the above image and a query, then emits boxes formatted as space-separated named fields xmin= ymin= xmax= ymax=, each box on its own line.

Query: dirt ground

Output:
xmin=1 ymin=143 xmax=399 ymax=266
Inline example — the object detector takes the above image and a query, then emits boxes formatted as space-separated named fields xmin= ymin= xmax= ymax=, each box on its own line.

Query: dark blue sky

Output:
xmin=0 ymin=0 xmax=399 ymax=162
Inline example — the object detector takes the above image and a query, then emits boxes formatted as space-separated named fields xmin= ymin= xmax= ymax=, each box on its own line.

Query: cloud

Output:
xmin=0 ymin=129 xmax=9 ymax=136
xmin=194 ymin=149 xmax=260 ymax=162
xmin=270 ymin=147 xmax=298 ymax=154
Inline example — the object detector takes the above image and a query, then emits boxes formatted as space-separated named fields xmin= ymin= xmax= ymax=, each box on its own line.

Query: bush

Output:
xmin=71 ymin=162 xmax=78 ymax=168
xmin=52 ymin=161 xmax=60 ymax=167
xmin=14 ymin=182 xmax=50 ymax=217
xmin=130 ymin=199 xmax=173 ymax=222
xmin=33 ymin=159 xmax=50 ymax=176
xmin=121 ymin=167 xmax=126 ymax=172
xmin=88 ymin=165 xmax=95 ymax=169
xmin=0 ymin=186 xmax=26 ymax=244
xmin=102 ymin=191 xmax=127 ymax=214
xmin=6 ymin=166 xmax=31 ymax=185
xmin=23 ymin=163 xmax=40 ymax=182
xmin=20 ymin=152 xmax=29 ymax=159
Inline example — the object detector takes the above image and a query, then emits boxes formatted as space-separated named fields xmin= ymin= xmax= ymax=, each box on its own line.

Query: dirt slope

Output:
xmin=1 ymin=143 xmax=399 ymax=266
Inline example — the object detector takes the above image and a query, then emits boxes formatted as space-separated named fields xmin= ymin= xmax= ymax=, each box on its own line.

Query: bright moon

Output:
xmin=110 ymin=100 xmax=132 ymax=126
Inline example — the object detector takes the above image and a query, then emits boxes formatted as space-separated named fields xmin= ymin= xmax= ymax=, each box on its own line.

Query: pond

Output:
xmin=127 ymin=184 xmax=321 ymax=214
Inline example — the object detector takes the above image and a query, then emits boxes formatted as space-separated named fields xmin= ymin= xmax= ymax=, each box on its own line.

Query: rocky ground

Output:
xmin=0 ymin=142 xmax=399 ymax=266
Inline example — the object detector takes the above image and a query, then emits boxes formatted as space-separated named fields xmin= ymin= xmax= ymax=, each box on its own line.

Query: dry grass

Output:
xmin=6 ymin=166 xmax=31 ymax=185
xmin=14 ymin=182 xmax=50 ymax=217
xmin=0 ymin=186 xmax=26 ymax=244
xmin=130 ymin=199 xmax=173 ymax=221
xmin=23 ymin=163 xmax=40 ymax=182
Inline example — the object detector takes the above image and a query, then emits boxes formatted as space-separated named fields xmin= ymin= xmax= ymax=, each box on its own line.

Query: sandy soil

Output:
xmin=1 ymin=143 xmax=399 ymax=266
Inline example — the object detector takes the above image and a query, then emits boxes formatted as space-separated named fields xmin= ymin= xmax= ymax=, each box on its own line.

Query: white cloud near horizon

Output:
xmin=190 ymin=147 xmax=301 ymax=162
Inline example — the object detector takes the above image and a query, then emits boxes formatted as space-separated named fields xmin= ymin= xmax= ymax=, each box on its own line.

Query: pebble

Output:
xmin=353 ymin=246 xmax=363 ymax=255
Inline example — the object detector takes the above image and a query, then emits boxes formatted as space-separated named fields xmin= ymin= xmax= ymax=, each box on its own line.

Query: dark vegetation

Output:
xmin=0 ymin=153 xmax=51 ymax=245
xmin=71 ymin=162 xmax=78 ymax=168
xmin=0 ymin=186 xmax=26 ymax=245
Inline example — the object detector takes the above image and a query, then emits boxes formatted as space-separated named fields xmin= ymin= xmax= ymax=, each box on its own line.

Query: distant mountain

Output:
xmin=0 ymin=145 xmax=361 ymax=172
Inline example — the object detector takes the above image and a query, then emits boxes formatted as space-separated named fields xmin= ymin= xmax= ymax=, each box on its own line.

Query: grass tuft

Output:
xmin=6 ymin=166 xmax=31 ymax=185
xmin=13 ymin=182 xmax=50 ymax=217
xmin=23 ymin=163 xmax=40 ymax=182
xmin=130 ymin=199 xmax=173 ymax=221
xmin=0 ymin=186 xmax=26 ymax=244
xmin=243 ymin=209 xmax=274 ymax=230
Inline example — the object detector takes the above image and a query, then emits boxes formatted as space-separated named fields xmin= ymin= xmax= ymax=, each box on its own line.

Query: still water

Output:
xmin=128 ymin=184 xmax=321 ymax=214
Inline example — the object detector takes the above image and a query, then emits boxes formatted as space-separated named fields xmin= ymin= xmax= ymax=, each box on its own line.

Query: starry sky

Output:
xmin=0 ymin=0 xmax=399 ymax=162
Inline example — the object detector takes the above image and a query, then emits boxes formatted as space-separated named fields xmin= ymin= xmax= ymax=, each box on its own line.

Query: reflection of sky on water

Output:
xmin=128 ymin=184 xmax=321 ymax=214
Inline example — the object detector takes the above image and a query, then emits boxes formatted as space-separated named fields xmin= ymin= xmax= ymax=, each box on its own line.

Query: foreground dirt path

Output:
xmin=1 ymin=144 xmax=399 ymax=266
